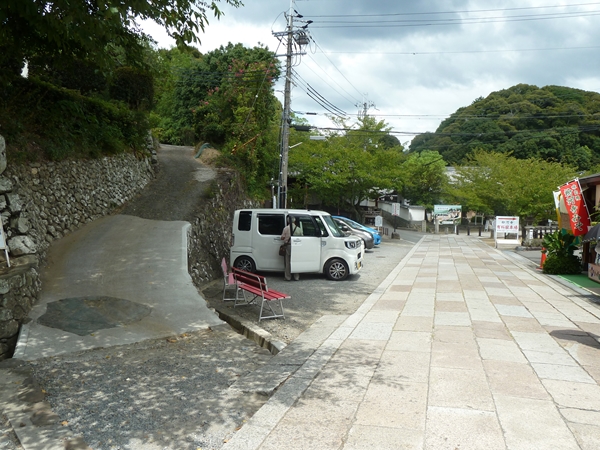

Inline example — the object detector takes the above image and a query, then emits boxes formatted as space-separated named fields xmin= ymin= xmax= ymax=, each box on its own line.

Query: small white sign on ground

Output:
xmin=495 ymin=216 xmax=520 ymax=248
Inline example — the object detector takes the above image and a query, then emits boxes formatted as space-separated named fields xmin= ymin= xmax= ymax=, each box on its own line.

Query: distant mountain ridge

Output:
xmin=409 ymin=83 xmax=600 ymax=169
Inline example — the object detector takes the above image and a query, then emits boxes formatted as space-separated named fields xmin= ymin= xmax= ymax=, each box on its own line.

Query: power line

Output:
xmin=307 ymin=2 xmax=600 ymax=18
xmin=291 ymin=71 xmax=347 ymax=118
xmin=309 ymin=12 xmax=600 ymax=29
xmin=301 ymin=54 xmax=358 ymax=106
xmin=308 ymin=38 xmax=363 ymax=100
xmin=315 ymin=45 xmax=600 ymax=56
xmin=313 ymin=124 xmax=600 ymax=138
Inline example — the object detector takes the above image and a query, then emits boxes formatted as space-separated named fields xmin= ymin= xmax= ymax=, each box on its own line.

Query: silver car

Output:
xmin=334 ymin=218 xmax=374 ymax=249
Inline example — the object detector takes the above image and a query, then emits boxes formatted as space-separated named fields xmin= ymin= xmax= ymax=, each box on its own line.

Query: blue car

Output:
xmin=333 ymin=216 xmax=381 ymax=245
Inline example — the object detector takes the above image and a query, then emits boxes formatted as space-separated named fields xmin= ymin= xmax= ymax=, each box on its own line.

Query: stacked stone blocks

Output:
xmin=0 ymin=135 xmax=155 ymax=359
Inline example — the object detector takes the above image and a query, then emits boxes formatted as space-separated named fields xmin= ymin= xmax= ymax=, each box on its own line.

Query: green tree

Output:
xmin=400 ymin=151 xmax=448 ymax=209
xmin=0 ymin=0 xmax=241 ymax=83
xmin=146 ymin=43 xmax=282 ymax=196
xmin=156 ymin=43 xmax=280 ymax=148
xmin=289 ymin=116 xmax=405 ymax=215
xmin=448 ymin=150 xmax=577 ymax=222
xmin=109 ymin=66 xmax=154 ymax=110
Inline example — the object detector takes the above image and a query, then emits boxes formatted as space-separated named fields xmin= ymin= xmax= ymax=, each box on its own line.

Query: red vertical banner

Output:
xmin=559 ymin=180 xmax=590 ymax=236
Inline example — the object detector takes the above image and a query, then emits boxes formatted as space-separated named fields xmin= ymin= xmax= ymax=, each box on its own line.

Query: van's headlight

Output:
xmin=345 ymin=240 xmax=359 ymax=249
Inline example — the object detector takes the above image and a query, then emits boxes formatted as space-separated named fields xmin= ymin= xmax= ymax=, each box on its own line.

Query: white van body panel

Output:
xmin=229 ymin=209 xmax=363 ymax=280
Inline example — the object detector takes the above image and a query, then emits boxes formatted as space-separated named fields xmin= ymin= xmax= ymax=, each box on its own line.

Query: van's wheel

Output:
xmin=325 ymin=258 xmax=349 ymax=281
xmin=234 ymin=256 xmax=256 ymax=273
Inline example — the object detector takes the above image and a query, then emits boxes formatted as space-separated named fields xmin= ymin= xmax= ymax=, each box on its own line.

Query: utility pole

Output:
xmin=273 ymin=0 xmax=311 ymax=208
xmin=356 ymin=96 xmax=376 ymax=119
xmin=280 ymin=2 xmax=294 ymax=209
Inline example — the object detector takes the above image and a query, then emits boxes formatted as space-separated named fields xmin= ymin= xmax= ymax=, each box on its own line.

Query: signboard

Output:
xmin=374 ymin=215 xmax=383 ymax=227
xmin=558 ymin=180 xmax=590 ymax=236
xmin=0 ymin=221 xmax=9 ymax=267
xmin=588 ymin=263 xmax=600 ymax=284
xmin=433 ymin=205 xmax=461 ymax=224
xmin=495 ymin=216 xmax=520 ymax=248
xmin=495 ymin=216 xmax=519 ymax=233
xmin=392 ymin=203 xmax=400 ymax=217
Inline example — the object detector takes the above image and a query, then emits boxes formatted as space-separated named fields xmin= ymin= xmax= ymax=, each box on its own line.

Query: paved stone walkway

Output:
xmin=224 ymin=235 xmax=600 ymax=450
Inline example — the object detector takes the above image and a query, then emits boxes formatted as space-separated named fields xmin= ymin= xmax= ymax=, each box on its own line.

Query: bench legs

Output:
xmin=234 ymin=289 xmax=285 ymax=321
xmin=259 ymin=298 xmax=285 ymax=322
xmin=223 ymin=282 xmax=240 ymax=302
xmin=234 ymin=288 xmax=253 ymax=308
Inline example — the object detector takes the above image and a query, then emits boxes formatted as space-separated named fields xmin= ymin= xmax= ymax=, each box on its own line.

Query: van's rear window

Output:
xmin=238 ymin=211 xmax=252 ymax=231
xmin=258 ymin=214 xmax=285 ymax=235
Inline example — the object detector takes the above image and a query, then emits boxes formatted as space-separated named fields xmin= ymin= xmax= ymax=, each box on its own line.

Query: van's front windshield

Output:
xmin=322 ymin=215 xmax=345 ymax=238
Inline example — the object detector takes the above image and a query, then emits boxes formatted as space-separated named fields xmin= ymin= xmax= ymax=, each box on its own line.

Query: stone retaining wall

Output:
xmin=0 ymin=134 xmax=156 ymax=359
xmin=187 ymin=171 xmax=256 ymax=285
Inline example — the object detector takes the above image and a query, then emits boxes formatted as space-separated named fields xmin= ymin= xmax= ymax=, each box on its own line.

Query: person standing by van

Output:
xmin=281 ymin=216 xmax=300 ymax=281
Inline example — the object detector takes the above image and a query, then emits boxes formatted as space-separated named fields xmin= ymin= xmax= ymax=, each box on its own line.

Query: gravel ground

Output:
xmin=29 ymin=327 xmax=272 ymax=450
xmin=9 ymin=145 xmax=422 ymax=450
xmin=202 ymin=235 xmax=421 ymax=343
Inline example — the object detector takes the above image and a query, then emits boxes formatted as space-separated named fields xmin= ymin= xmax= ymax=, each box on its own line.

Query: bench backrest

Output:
xmin=232 ymin=268 xmax=268 ymax=293
xmin=221 ymin=257 xmax=235 ymax=285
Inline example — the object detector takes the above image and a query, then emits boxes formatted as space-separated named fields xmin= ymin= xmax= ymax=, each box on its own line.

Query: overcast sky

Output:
xmin=143 ymin=0 xmax=600 ymax=147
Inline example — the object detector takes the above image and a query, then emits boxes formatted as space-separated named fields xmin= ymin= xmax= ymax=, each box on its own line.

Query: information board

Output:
xmin=495 ymin=216 xmax=520 ymax=248
xmin=434 ymin=205 xmax=462 ymax=224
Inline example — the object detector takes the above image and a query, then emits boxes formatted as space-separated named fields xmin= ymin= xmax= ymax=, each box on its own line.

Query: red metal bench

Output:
xmin=232 ymin=267 xmax=290 ymax=321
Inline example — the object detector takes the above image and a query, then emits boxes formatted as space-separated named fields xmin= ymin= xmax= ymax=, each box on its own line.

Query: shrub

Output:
xmin=29 ymin=56 xmax=107 ymax=95
xmin=0 ymin=77 xmax=148 ymax=162
xmin=109 ymin=67 xmax=154 ymax=110
xmin=542 ymin=254 xmax=582 ymax=275
xmin=542 ymin=230 xmax=578 ymax=258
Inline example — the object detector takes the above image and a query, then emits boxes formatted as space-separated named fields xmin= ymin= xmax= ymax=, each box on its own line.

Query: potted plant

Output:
xmin=541 ymin=230 xmax=582 ymax=275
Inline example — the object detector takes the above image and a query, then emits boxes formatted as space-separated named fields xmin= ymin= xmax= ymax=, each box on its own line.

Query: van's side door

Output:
xmin=256 ymin=213 xmax=286 ymax=270
xmin=289 ymin=214 xmax=322 ymax=273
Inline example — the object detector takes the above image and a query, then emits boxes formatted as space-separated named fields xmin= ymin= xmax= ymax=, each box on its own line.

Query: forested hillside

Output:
xmin=409 ymin=84 xmax=600 ymax=170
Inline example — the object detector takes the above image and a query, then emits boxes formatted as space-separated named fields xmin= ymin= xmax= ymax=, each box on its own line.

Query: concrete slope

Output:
xmin=15 ymin=214 xmax=223 ymax=361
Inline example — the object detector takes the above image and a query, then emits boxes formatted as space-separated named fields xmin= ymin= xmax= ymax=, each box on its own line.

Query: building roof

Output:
xmin=578 ymin=173 xmax=600 ymax=188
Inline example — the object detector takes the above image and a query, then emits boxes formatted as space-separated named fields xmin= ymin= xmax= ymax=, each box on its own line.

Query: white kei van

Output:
xmin=230 ymin=209 xmax=363 ymax=281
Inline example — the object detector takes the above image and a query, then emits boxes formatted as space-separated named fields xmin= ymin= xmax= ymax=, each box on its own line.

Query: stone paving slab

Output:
xmin=223 ymin=235 xmax=600 ymax=450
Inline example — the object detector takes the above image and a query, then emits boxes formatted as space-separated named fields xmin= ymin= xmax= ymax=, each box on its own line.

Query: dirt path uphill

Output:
xmin=120 ymin=144 xmax=217 ymax=222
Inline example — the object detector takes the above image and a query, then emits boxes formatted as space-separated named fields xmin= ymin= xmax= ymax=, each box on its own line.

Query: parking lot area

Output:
xmin=202 ymin=229 xmax=424 ymax=344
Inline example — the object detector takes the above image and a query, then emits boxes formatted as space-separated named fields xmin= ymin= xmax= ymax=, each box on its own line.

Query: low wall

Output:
xmin=187 ymin=172 xmax=256 ymax=284
xmin=379 ymin=201 xmax=427 ymax=231
xmin=0 ymin=135 xmax=156 ymax=359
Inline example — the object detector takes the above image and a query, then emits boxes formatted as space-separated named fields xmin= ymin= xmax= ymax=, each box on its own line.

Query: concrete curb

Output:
xmin=0 ymin=360 xmax=90 ymax=450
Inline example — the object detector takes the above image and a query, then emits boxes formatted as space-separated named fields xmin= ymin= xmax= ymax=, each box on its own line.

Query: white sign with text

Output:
xmin=495 ymin=216 xmax=520 ymax=248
